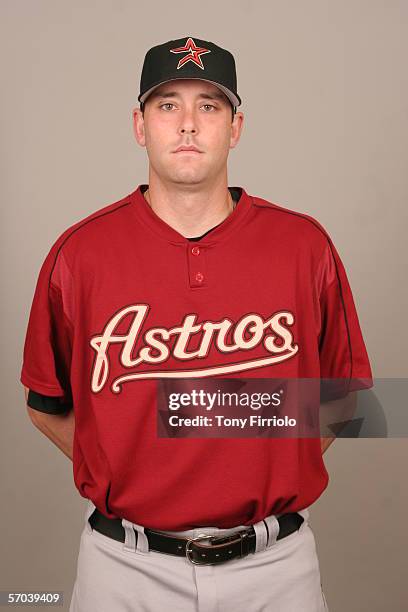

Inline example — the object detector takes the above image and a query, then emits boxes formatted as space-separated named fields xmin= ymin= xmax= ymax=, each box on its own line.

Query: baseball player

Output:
xmin=21 ymin=36 xmax=373 ymax=611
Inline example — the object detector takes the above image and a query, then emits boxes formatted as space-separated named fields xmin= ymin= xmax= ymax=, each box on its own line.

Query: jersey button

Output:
xmin=195 ymin=272 xmax=204 ymax=283
xmin=191 ymin=246 xmax=200 ymax=256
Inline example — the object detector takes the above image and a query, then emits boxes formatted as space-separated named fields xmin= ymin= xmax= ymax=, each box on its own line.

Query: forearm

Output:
xmin=29 ymin=409 xmax=75 ymax=461
xmin=319 ymin=390 xmax=358 ymax=454
xmin=321 ymin=435 xmax=336 ymax=454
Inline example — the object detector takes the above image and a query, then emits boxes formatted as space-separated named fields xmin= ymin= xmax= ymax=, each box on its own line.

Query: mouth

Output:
xmin=173 ymin=147 xmax=203 ymax=154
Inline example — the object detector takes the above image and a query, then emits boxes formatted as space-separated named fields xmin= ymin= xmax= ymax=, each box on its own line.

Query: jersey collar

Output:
xmin=128 ymin=184 xmax=253 ymax=245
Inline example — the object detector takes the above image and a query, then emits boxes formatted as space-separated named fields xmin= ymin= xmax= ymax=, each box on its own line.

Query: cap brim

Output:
xmin=138 ymin=77 xmax=241 ymax=107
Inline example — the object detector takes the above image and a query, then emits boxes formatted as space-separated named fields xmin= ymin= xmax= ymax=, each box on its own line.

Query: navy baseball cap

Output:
xmin=138 ymin=36 xmax=242 ymax=110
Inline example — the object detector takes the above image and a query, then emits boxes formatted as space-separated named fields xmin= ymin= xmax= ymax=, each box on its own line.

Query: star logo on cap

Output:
xmin=170 ymin=37 xmax=211 ymax=70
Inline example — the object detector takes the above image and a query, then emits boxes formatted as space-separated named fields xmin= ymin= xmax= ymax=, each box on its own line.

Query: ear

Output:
xmin=230 ymin=111 xmax=244 ymax=149
xmin=132 ymin=106 xmax=146 ymax=147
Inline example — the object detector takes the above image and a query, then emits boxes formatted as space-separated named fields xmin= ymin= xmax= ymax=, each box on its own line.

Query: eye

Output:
xmin=159 ymin=103 xmax=176 ymax=111
xmin=158 ymin=102 xmax=217 ymax=112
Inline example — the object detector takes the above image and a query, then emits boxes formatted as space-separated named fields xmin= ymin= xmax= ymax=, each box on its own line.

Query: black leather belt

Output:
xmin=88 ymin=509 xmax=304 ymax=566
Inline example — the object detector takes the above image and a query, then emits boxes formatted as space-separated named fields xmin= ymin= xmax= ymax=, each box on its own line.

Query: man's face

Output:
xmin=132 ymin=79 xmax=244 ymax=187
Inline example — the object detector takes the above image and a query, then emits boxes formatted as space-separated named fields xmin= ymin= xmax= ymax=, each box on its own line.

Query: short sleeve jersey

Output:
xmin=21 ymin=184 xmax=373 ymax=530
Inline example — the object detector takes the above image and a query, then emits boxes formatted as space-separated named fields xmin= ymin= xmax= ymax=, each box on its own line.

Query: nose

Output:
xmin=179 ymin=107 xmax=197 ymax=135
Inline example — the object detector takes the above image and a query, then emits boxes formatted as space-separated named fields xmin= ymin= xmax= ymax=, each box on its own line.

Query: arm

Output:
xmin=24 ymin=386 xmax=75 ymax=461
xmin=321 ymin=435 xmax=335 ymax=454
xmin=320 ymin=390 xmax=358 ymax=454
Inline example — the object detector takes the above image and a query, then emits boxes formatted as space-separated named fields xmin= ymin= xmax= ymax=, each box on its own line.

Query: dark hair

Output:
xmin=140 ymin=101 xmax=236 ymax=122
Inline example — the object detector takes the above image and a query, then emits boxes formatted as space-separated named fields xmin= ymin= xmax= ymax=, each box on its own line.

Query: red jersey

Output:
xmin=20 ymin=184 xmax=373 ymax=530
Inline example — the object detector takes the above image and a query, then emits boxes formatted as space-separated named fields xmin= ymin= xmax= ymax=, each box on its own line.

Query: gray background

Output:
xmin=1 ymin=1 xmax=407 ymax=610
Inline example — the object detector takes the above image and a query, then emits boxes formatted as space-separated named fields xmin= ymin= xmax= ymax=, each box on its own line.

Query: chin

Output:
xmin=169 ymin=169 xmax=208 ymax=185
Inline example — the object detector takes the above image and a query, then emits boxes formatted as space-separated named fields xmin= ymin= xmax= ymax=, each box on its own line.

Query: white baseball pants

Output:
xmin=69 ymin=500 xmax=329 ymax=611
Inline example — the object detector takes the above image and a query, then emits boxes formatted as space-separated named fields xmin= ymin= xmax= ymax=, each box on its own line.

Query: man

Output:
xmin=21 ymin=36 xmax=372 ymax=611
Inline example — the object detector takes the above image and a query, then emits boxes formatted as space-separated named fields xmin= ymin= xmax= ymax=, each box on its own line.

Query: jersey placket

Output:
xmin=187 ymin=243 xmax=208 ymax=288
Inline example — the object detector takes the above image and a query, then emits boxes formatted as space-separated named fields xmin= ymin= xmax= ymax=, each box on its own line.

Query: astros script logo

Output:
xmin=89 ymin=304 xmax=299 ymax=394
xmin=170 ymin=37 xmax=211 ymax=70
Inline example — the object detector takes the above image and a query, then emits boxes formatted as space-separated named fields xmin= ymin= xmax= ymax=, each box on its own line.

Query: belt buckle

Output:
xmin=185 ymin=533 xmax=218 ymax=565
xmin=185 ymin=531 xmax=248 ymax=565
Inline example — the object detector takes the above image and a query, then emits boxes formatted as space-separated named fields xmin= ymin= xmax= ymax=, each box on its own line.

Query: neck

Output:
xmin=143 ymin=178 xmax=236 ymax=238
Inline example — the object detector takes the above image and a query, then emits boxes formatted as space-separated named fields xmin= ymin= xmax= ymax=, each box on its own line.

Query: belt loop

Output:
xmin=121 ymin=519 xmax=150 ymax=553
xmin=252 ymin=520 xmax=268 ymax=553
xmin=85 ymin=500 xmax=96 ymax=534
xmin=122 ymin=519 xmax=137 ymax=552
xmin=263 ymin=515 xmax=280 ymax=547
xmin=133 ymin=522 xmax=149 ymax=553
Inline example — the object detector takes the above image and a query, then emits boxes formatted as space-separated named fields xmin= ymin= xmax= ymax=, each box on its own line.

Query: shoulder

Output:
xmin=38 ymin=190 xmax=134 ymax=273
xmin=52 ymin=191 xmax=132 ymax=253
xmin=250 ymin=192 xmax=334 ymax=251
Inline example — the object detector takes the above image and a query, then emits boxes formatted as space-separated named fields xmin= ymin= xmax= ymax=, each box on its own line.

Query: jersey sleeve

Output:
xmin=20 ymin=241 xmax=75 ymax=414
xmin=318 ymin=237 xmax=373 ymax=402
xmin=27 ymin=389 xmax=72 ymax=415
